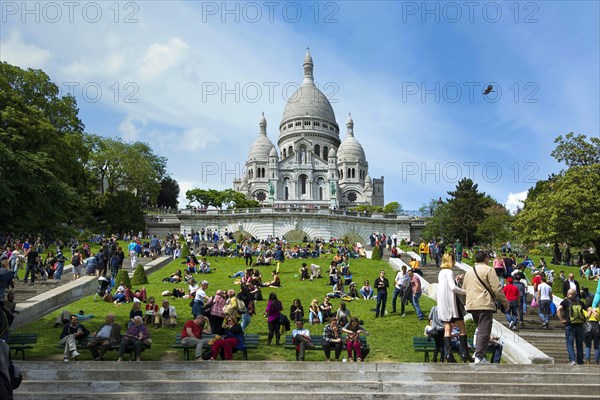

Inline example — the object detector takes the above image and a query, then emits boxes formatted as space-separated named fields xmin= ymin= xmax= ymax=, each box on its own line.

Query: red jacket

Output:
xmin=502 ymin=283 xmax=520 ymax=302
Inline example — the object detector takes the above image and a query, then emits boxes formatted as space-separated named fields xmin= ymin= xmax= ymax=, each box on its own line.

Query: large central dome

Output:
xmin=281 ymin=51 xmax=336 ymax=123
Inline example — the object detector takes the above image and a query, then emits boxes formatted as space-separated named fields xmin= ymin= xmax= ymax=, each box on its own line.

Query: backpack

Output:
xmin=569 ymin=301 xmax=586 ymax=324
xmin=71 ymin=255 xmax=80 ymax=267
xmin=237 ymin=298 xmax=247 ymax=313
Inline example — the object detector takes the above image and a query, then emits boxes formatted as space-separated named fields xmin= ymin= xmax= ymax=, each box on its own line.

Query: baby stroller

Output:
xmin=93 ymin=276 xmax=112 ymax=302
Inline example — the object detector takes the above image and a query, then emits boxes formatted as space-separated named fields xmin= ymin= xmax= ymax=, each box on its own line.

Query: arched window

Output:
xmin=314 ymin=144 xmax=320 ymax=159
xmin=339 ymin=169 xmax=343 ymax=179
xmin=283 ymin=177 xmax=290 ymax=200
xmin=262 ymin=168 xmax=266 ymax=177
xmin=352 ymin=168 xmax=356 ymax=178
xmin=347 ymin=168 xmax=351 ymax=177
xmin=319 ymin=187 xmax=323 ymax=200
xmin=283 ymin=148 xmax=287 ymax=158
xmin=300 ymin=174 xmax=307 ymax=195
xmin=323 ymin=146 xmax=328 ymax=162
xmin=288 ymin=146 xmax=293 ymax=156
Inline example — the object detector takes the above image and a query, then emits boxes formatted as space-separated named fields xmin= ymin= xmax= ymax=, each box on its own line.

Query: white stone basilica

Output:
xmin=233 ymin=51 xmax=384 ymax=209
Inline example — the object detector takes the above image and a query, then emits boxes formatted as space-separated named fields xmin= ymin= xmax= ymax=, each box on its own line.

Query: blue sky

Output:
xmin=1 ymin=1 xmax=598 ymax=211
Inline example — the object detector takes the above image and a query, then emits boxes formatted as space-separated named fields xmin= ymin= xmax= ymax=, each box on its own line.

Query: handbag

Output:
xmin=360 ymin=343 xmax=370 ymax=360
xmin=584 ymin=320 xmax=600 ymax=336
xmin=531 ymin=298 xmax=538 ymax=308
xmin=455 ymin=293 xmax=466 ymax=318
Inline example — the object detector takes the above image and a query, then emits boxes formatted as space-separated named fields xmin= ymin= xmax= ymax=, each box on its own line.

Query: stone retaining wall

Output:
xmin=11 ymin=256 xmax=173 ymax=330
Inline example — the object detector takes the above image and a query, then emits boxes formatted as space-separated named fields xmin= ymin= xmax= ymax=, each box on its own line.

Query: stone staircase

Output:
xmin=14 ymin=361 xmax=600 ymax=399
xmin=494 ymin=293 xmax=570 ymax=364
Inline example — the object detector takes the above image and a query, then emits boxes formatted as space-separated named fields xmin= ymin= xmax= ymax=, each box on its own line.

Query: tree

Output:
xmin=420 ymin=180 xmax=495 ymax=246
xmin=551 ymin=132 xmax=600 ymax=167
xmin=515 ymin=163 xmax=600 ymax=252
xmin=476 ymin=205 xmax=515 ymax=248
xmin=97 ymin=191 xmax=145 ymax=235
xmin=0 ymin=62 xmax=90 ymax=233
xmin=157 ymin=176 xmax=180 ymax=208
xmin=383 ymin=201 xmax=402 ymax=214
xmin=186 ymin=188 xmax=259 ymax=209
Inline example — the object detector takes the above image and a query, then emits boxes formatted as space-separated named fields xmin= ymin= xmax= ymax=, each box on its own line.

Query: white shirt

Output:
xmin=394 ymin=271 xmax=404 ymax=289
xmin=194 ymin=288 xmax=207 ymax=302
xmin=538 ymin=282 xmax=552 ymax=301
xmin=292 ymin=327 xmax=311 ymax=338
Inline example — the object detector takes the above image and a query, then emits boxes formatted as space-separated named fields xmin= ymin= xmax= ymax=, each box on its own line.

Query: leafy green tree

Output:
xmin=383 ymin=201 xmax=402 ymax=214
xmin=516 ymin=134 xmax=600 ymax=253
xmin=97 ymin=191 xmax=145 ymax=235
xmin=0 ymin=62 xmax=89 ymax=232
xmin=551 ymin=132 xmax=600 ymax=167
xmin=476 ymin=205 xmax=515 ymax=248
xmin=516 ymin=164 xmax=600 ymax=252
xmin=157 ymin=176 xmax=180 ymax=208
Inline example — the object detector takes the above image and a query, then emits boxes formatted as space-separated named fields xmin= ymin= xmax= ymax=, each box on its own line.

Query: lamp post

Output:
xmin=437 ymin=197 xmax=443 ymax=242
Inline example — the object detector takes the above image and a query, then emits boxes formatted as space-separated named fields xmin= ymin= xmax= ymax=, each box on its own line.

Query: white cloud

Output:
xmin=138 ymin=37 xmax=189 ymax=80
xmin=118 ymin=115 xmax=148 ymax=141
xmin=505 ymin=191 xmax=528 ymax=214
xmin=0 ymin=29 xmax=54 ymax=68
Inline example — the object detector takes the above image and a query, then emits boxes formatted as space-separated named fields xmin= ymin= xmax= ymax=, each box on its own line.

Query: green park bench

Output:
xmin=284 ymin=334 xmax=367 ymax=361
xmin=172 ymin=333 xmax=259 ymax=360
xmin=7 ymin=333 xmax=39 ymax=360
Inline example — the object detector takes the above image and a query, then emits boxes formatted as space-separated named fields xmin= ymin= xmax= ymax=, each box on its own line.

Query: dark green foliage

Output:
xmin=372 ymin=245 xmax=382 ymax=260
xmin=115 ymin=269 xmax=132 ymax=289
xmin=131 ymin=264 xmax=148 ymax=285
xmin=157 ymin=176 xmax=180 ymax=208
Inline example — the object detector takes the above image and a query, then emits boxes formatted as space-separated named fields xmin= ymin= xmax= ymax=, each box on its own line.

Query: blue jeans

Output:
xmin=505 ymin=301 xmax=519 ymax=325
xmin=376 ymin=291 xmax=387 ymax=317
xmin=392 ymin=287 xmax=403 ymax=312
xmin=412 ymin=292 xmax=424 ymax=319
xmin=520 ymin=293 xmax=528 ymax=321
xmin=565 ymin=324 xmax=585 ymax=364
xmin=538 ymin=300 xmax=551 ymax=324
xmin=241 ymin=312 xmax=251 ymax=332
xmin=420 ymin=253 xmax=427 ymax=265
xmin=456 ymin=252 xmax=462 ymax=263
xmin=584 ymin=335 xmax=600 ymax=363
xmin=309 ymin=310 xmax=322 ymax=324
xmin=54 ymin=261 xmax=65 ymax=280
xmin=360 ymin=288 xmax=373 ymax=299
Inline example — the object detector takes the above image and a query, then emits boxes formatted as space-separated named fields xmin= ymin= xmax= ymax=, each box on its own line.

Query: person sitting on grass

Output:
xmin=262 ymin=270 xmax=281 ymax=287
xmin=289 ymin=299 xmax=304 ymax=322
xmin=308 ymin=299 xmax=322 ymax=324
xmin=360 ymin=280 xmax=374 ymax=300
xmin=117 ymin=316 xmax=151 ymax=362
xmin=209 ymin=316 xmax=245 ymax=360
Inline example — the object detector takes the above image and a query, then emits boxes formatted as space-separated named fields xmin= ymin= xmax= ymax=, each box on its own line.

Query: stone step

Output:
xmin=13 ymin=391 xmax=598 ymax=400
xmin=20 ymin=368 xmax=599 ymax=383
xmin=17 ymin=380 xmax=599 ymax=396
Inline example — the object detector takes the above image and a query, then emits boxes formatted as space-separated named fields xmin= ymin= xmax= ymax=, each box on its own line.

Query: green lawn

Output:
xmin=13 ymin=250 xmax=436 ymax=362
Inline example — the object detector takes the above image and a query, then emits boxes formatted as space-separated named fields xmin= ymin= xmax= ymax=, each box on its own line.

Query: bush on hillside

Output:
xmin=131 ymin=264 xmax=148 ymax=285
xmin=115 ymin=269 xmax=132 ymax=289
xmin=372 ymin=246 xmax=382 ymax=260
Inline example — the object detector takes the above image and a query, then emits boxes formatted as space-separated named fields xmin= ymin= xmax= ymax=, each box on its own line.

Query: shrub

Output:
xmin=372 ymin=246 xmax=382 ymax=260
xmin=237 ymin=233 xmax=245 ymax=243
xmin=115 ymin=269 xmax=132 ymax=289
xmin=529 ymin=249 xmax=542 ymax=256
xmin=552 ymin=275 xmax=564 ymax=298
xmin=131 ymin=264 xmax=148 ymax=285
xmin=400 ymin=239 xmax=407 ymax=246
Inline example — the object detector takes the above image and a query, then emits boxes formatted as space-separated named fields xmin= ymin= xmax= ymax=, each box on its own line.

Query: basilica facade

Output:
xmin=233 ymin=51 xmax=384 ymax=209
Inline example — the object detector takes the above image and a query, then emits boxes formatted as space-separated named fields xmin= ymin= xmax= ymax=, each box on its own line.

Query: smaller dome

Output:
xmin=328 ymin=147 xmax=337 ymax=158
xmin=269 ymin=147 xmax=278 ymax=157
xmin=337 ymin=136 xmax=366 ymax=162
xmin=248 ymin=114 xmax=275 ymax=161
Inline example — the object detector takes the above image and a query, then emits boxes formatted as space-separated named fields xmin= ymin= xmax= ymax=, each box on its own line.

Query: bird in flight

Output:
xmin=483 ymin=85 xmax=494 ymax=95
